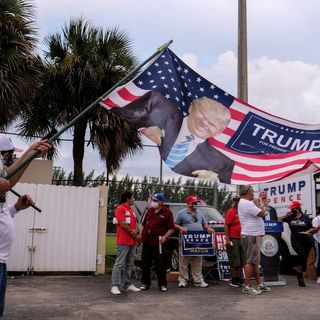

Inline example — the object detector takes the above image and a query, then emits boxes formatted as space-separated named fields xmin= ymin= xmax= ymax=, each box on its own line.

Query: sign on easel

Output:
xmin=215 ymin=232 xmax=231 ymax=281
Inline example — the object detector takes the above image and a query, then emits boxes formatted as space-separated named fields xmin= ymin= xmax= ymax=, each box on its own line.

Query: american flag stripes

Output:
xmin=100 ymin=49 xmax=320 ymax=185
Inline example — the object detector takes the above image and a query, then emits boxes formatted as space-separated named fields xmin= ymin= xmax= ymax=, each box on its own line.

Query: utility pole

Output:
xmin=238 ymin=0 xmax=248 ymax=103
xmin=237 ymin=0 xmax=248 ymax=194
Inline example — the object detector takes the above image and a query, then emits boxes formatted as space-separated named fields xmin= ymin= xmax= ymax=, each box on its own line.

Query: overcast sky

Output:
xmin=10 ymin=0 xmax=320 ymax=181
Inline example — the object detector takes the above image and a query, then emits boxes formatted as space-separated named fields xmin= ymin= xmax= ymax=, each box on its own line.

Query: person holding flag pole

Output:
xmin=0 ymin=134 xmax=51 ymax=317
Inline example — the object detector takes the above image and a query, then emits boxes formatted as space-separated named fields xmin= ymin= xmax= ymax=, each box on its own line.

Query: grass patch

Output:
xmin=106 ymin=234 xmax=117 ymax=256
xmin=105 ymin=234 xmax=117 ymax=270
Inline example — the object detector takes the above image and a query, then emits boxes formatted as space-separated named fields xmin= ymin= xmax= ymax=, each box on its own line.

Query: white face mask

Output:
xmin=150 ymin=201 xmax=159 ymax=209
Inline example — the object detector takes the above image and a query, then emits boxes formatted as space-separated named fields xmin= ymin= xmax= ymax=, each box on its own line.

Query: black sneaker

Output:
xmin=229 ymin=279 xmax=241 ymax=288
xmin=140 ymin=284 xmax=150 ymax=290
xmin=236 ymin=278 xmax=245 ymax=287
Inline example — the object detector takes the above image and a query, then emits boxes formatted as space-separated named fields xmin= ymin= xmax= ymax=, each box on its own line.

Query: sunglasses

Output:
xmin=192 ymin=215 xmax=198 ymax=223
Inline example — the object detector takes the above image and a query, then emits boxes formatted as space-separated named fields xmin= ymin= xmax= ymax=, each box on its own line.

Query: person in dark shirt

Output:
xmin=138 ymin=193 xmax=175 ymax=292
xmin=278 ymin=201 xmax=313 ymax=286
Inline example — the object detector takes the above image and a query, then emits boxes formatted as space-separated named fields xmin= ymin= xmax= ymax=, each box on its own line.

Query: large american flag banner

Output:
xmin=100 ymin=49 xmax=320 ymax=185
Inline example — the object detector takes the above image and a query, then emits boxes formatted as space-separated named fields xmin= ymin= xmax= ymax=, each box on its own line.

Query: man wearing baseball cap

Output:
xmin=175 ymin=195 xmax=214 ymax=288
xmin=0 ymin=134 xmax=51 ymax=317
xmin=139 ymin=193 xmax=175 ymax=292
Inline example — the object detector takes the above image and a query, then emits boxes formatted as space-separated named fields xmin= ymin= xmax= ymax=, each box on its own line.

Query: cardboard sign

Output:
xmin=215 ymin=232 xmax=231 ymax=280
xmin=181 ymin=231 xmax=215 ymax=256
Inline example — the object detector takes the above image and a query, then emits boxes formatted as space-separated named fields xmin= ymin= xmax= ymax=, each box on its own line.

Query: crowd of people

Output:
xmin=110 ymin=186 xmax=320 ymax=296
xmin=1 ymin=132 xmax=320 ymax=315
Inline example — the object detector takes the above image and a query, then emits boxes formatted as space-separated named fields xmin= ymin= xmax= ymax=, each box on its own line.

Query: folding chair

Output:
xmin=202 ymin=256 xmax=218 ymax=284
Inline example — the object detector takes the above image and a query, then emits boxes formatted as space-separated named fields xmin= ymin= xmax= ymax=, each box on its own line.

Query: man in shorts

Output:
xmin=224 ymin=196 xmax=245 ymax=287
xmin=238 ymin=185 xmax=271 ymax=295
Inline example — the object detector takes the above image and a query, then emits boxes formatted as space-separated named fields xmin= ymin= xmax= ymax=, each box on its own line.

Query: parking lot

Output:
xmin=4 ymin=274 xmax=319 ymax=320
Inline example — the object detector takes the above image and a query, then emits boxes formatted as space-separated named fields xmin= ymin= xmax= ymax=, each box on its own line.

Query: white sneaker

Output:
xmin=194 ymin=281 xmax=209 ymax=288
xmin=125 ymin=284 xmax=141 ymax=292
xmin=242 ymin=286 xmax=262 ymax=295
xmin=317 ymin=277 xmax=320 ymax=284
xmin=178 ymin=281 xmax=187 ymax=288
xmin=110 ymin=286 xmax=121 ymax=295
xmin=258 ymin=284 xmax=271 ymax=292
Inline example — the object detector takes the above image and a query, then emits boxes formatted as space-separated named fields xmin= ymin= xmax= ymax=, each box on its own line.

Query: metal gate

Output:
xmin=6 ymin=183 xmax=100 ymax=273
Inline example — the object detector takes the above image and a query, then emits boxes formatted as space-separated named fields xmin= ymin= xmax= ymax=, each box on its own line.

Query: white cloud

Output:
xmin=179 ymin=51 xmax=320 ymax=124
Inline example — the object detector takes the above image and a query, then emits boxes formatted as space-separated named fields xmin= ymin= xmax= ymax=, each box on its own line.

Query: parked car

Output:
xmin=133 ymin=201 xmax=224 ymax=273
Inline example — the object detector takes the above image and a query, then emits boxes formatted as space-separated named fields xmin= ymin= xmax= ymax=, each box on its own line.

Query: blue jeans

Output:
xmin=111 ymin=245 xmax=136 ymax=288
xmin=0 ymin=263 xmax=7 ymax=317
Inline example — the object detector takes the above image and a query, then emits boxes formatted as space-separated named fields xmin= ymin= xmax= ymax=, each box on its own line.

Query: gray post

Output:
xmin=238 ymin=0 xmax=248 ymax=103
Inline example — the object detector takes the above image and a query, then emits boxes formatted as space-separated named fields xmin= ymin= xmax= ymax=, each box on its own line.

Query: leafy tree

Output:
xmin=0 ymin=0 xmax=40 ymax=128
xmin=19 ymin=18 xmax=142 ymax=185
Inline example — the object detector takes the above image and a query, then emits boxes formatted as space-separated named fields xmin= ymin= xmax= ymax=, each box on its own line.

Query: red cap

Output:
xmin=259 ymin=191 xmax=267 ymax=199
xmin=289 ymin=201 xmax=302 ymax=210
xmin=185 ymin=195 xmax=198 ymax=203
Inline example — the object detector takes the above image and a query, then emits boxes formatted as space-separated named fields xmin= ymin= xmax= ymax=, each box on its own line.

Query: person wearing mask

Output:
xmin=278 ymin=201 xmax=313 ymax=287
xmin=238 ymin=185 xmax=271 ymax=295
xmin=224 ymin=196 xmax=245 ymax=287
xmin=0 ymin=134 xmax=51 ymax=317
xmin=110 ymin=190 xmax=141 ymax=295
xmin=175 ymin=195 xmax=214 ymax=288
xmin=139 ymin=193 xmax=175 ymax=292
xmin=258 ymin=191 xmax=278 ymax=221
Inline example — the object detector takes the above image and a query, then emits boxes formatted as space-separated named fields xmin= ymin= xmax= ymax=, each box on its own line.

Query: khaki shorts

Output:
xmin=226 ymin=238 xmax=245 ymax=267
xmin=241 ymin=235 xmax=262 ymax=265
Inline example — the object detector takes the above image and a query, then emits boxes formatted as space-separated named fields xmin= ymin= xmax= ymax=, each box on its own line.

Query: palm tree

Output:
xmin=19 ymin=18 xmax=142 ymax=186
xmin=0 ymin=0 xmax=40 ymax=128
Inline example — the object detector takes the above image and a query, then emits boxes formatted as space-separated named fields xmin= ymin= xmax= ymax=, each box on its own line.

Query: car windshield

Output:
xmin=168 ymin=205 xmax=224 ymax=223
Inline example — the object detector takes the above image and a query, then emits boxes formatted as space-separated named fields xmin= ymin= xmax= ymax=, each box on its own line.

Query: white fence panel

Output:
xmin=7 ymin=183 xmax=100 ymax=272
xmin=6 ymin=184 xmax=37 ymax=271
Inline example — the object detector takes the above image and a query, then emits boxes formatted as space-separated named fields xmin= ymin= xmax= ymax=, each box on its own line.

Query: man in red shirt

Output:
xmin=110 ymin=191 xmax=141 ymax=295
xmin=224 ymin=196 xmax=245 ymax=287
xmin=139 ymin=193 xmax=175 ymax=292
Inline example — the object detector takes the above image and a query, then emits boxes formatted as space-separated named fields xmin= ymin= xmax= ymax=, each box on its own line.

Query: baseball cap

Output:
xmin=0 ymin=134 xmax=22 ymax=152
xmin=0 ymin=134 xmax=14 ymax=151
xmin=289 ymin=201 xmax=302 ymax=210
xmin=259 ymin=191 xmax=267 ymax=199
xmin=185 ymin=195 xmax=198 ymax=204
xmin=152 ymin=193 xmax=165 ymax=202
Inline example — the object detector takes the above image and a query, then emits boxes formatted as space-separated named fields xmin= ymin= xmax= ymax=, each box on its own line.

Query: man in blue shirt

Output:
xmin=175 ymin=195 xmax=214 ymax=288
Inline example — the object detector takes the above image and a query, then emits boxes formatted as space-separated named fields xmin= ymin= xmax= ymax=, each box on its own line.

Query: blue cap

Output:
xmin=152 ymin=193 xmax=165 ymax=202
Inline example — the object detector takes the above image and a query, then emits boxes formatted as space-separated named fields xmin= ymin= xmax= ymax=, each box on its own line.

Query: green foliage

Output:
xmin=19 ymin=17 xmax=142 ymax=186
xmin=0 ymin=0 xmax=40 ymax=128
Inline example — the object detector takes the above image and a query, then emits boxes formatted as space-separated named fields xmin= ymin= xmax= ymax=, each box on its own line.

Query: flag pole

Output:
xmin=6 ymin=40 xmax=174 ymax=181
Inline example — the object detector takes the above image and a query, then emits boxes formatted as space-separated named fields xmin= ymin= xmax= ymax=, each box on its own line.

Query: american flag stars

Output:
xmin=132 ymin=49 xmax=234 ymax=115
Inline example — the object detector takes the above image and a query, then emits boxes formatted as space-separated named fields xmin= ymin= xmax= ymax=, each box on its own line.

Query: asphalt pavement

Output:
xmin=4 ymin=274 xmax=320 ymax=320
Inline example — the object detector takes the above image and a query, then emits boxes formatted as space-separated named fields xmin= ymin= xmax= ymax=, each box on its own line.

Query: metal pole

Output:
xmin=160 ymin=158 xmax=163 ymax=185
xmin=238 ymin=0 xmax=248 ymax=103
xmin=237 ymin=0 xmax=248 ymax=192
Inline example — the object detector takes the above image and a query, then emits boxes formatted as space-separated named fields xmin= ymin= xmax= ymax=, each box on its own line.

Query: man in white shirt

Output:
xmin=238 ymin=185 xmax=271 ymax=295
xmin=0 ymin=134 xmax=51 ymax=317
